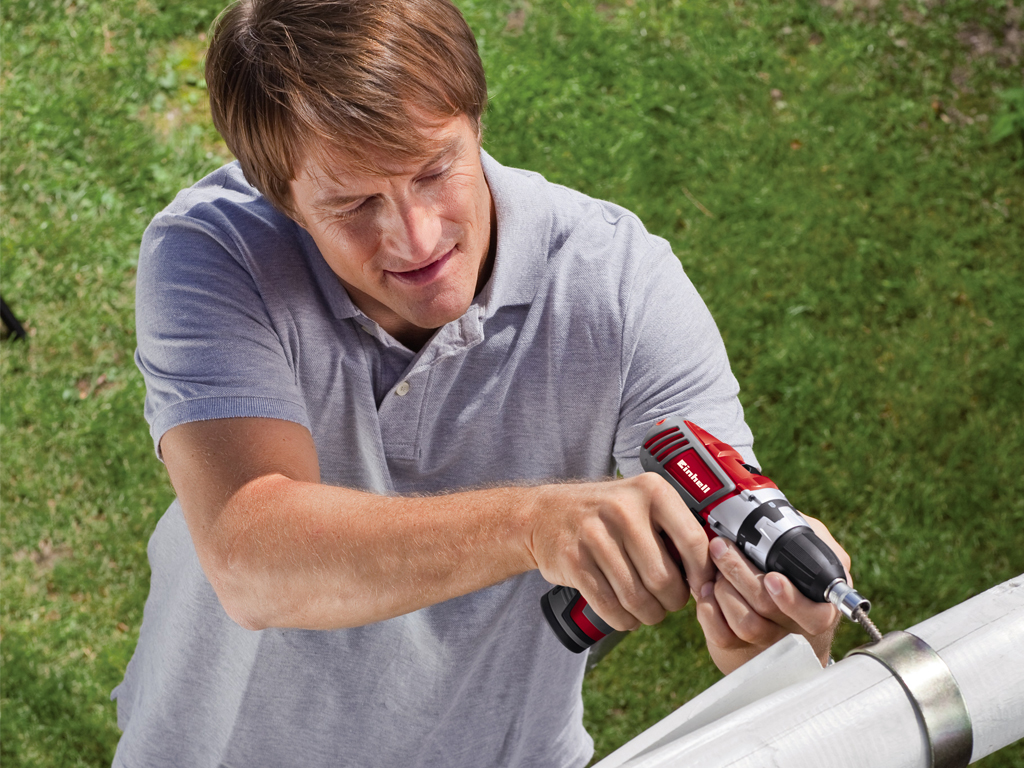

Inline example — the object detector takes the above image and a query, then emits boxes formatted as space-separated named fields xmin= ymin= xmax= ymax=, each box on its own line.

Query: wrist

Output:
xmin=519 ymin=481 xmax=586 ymax=578
xmin=808 ymin=618 xmax=839 ymax=667
xmin=511 ymin=484 xmax=546 ymax=573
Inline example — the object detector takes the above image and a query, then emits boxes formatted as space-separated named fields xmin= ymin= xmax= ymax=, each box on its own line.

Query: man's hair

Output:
xmin=205 ymin=0 xmax=488 ymax=215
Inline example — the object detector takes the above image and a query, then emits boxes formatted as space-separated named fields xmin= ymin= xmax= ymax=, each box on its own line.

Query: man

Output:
xmin=112 ymin=0 xmax=849 ymax=765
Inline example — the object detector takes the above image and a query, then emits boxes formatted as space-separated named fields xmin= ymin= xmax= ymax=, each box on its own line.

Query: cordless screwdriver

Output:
xmin=541 ymin=416 xmax=879 ymax=653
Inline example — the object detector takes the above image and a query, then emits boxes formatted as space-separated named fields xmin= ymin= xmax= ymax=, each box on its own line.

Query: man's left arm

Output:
xmin=614 ymin=238 xmax=846 ymax=673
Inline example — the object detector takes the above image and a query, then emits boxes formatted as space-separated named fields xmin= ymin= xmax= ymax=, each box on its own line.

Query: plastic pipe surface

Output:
xmin=619 ymin=576 xmax=1024 ymax=768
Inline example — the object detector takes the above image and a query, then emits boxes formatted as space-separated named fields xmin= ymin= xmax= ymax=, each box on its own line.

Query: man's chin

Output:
xmin=402 ymin=297 xmax=474 ymax=332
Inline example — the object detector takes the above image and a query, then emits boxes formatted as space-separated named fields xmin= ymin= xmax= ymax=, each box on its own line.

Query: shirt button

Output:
xmin=395 ymin=381 xmax=411 ymax=397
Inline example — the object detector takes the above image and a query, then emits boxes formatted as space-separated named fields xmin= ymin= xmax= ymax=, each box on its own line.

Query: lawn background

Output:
xmin=2 ymin=0 xmax=1022 ymax=765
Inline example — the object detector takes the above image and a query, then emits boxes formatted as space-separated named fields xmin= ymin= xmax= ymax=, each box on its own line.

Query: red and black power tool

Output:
xmin=541 ymin=416 xmax=873 ymax=653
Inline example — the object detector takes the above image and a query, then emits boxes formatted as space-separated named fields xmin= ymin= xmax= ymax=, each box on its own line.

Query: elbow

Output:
xmin=204 ymin=564 xmax=273 ymax=631
xmin=195 ymin=529 xmax=279 ymax=630
xmin=188 ymin=488 xmax=374 ymax=630
xmin=212 ymin=579 xmax=367 ymax=631
xmin=192 ymin=487 xmax=284 ymax=631
xmin=202 ymin=557 xmax=370 ymax=631
xmin=222 ymin=600 xmax=271 ymax=632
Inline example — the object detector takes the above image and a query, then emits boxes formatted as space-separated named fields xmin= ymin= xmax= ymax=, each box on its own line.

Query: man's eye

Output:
xmin=334 ymin=198 xmax=373 ymax=221
xmin=420 ymin=165 xmax=451 ymax=183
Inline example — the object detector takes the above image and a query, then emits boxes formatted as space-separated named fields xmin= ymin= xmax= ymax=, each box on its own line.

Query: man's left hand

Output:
xmin=694 ymin=513 xmax=848 ymax=673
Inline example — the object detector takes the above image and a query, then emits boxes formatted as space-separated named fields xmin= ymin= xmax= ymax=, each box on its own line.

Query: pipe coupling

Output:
xmin=847 ymin=630 xmax=973 ymax=768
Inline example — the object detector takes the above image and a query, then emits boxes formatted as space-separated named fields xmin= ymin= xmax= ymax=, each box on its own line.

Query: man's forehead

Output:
xmin=295 ymin=118 xmax=475 ymax=200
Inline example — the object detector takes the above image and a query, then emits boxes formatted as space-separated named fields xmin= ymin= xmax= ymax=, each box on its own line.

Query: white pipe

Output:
xmin=618 ymin=575 xmax=1024 ymax=768
xmin=595 ymin=633 xmax=826 ymax=768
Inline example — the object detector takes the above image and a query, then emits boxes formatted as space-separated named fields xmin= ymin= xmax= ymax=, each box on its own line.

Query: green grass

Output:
xmin=2 ymin=0 xmax=1022 ymax=765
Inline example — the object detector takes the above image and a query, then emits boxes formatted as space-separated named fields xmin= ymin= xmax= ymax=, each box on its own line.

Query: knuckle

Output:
xmin=635 ymin=471 xmax=664 ymax=495
xmin=560 ymin=537 xmax=584 ymax=569
xmin=713 ymin=551 xmax=743 ymax=582
xmin=750 ymin=598 xmax=776 ymax=620
xmin=712 ymin=629 xmax=747 ymax=651
xmin=673 ymin=520 xmax=704 ymax=547
xmin=661 ymin=584 xmax=690 ymax=613
xmin=653 ymin=482 xmax=687 ymax=518
xmin=588 ymin=591 xmax=629 ymax=632
xmin=574 ymin=571 xmax=601 ymax=601
xmin=590 ymin=581 xmax=616 ymax=607
xmin=733 ymin=609 xmax=771 ymax=644
xmin=641 ymin=474 xmax=681 ymax=514
xmin=645 ymin=563 xmax=677 ymax=593
xmin=618 ymin=582 xmax=647 ymax=613
xmin=577 ymin=515 xmax=606 ymax=546
xmin=620 ymin=586 xmax=663 ymax=626
xmin=750 ymin=586 xmax=778 ymax=617
xmin=602 ymin=494 xmax=631 ymax=525
xmin=641 ymin=605 xmax=668 ymax=626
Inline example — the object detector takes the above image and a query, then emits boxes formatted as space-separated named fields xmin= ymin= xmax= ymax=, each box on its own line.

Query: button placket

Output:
xmin=378 ymin=310 xmax=485 ymax=465
xmin=379 ymin=369 xmax=428 ymax=461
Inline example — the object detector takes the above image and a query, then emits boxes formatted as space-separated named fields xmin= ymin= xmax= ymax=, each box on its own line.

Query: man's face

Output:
xmin=289 ymin=115 xmax=494 ymax=348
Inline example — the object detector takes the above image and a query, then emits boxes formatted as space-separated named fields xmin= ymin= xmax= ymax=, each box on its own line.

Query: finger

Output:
xmin=714 ymin=571 xmax=789 ymax=647
xmin=576 ymin=552 xmax=643 ymax=632
xmin=623 ymin=529 xmax=690 ymax=615
xmin=764 ymin=571 xmax=840 ymax=638
xmin=694 ymin=578 xmax=744 ymax=651
xmin=708 ymin=536 xmax=784 ymax=623
xmin=647 ymin=476 xmax=714 ymax=599
xmin=592 ymin=535 xmax=667 ymax=627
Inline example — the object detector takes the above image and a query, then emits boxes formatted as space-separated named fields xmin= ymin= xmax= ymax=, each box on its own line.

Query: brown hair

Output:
xmin=205 ymin=0 xmax=488 ymax=215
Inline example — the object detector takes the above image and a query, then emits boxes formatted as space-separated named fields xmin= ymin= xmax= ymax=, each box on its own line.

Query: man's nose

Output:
xmin=390 ymin=198 xmax=442 ymax=264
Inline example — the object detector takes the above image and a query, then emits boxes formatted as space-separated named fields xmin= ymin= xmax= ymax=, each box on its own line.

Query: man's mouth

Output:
xmin=386 ymin=249 xmax=454 ymax=286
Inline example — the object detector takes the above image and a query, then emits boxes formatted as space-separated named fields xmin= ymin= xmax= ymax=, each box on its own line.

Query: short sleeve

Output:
xmin=614 ymin=240 xmax=757 ymax=476
xmin=134 ymin=201 xmax=311 ymax=458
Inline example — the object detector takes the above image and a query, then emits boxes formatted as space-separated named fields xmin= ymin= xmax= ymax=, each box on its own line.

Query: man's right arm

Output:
xmin=161 ymin=416 xmax=714 ymax=633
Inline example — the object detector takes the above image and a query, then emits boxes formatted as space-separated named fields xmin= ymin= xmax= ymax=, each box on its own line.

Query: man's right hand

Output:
xmin=525 ymin=474 xmax=714 ymax=633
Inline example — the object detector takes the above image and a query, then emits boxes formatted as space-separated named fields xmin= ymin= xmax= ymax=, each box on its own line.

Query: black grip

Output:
xmin=765 ymin=526 xmax=846 ymax=603
xmin=541 ymin=587 xmax=592 ymax=653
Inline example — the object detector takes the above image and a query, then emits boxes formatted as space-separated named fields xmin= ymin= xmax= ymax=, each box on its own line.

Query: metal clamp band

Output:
xmin=847 ymin=631 xmax=973 ymax=768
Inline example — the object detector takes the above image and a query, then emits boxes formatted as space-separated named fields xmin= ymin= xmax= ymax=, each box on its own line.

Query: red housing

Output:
xmin=645 ymin=419 xmax=779 ymax=535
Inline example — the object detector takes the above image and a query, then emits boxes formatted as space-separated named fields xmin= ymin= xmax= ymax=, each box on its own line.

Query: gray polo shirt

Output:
xmin=115 ymin=151 xmax=755 ymax=768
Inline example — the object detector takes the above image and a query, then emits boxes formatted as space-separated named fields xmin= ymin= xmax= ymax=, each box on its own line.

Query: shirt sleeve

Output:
xmin=614 ymin=236 xmax=757 ymax=477
xmin=134 ymin=203 xmax=311 ymax=459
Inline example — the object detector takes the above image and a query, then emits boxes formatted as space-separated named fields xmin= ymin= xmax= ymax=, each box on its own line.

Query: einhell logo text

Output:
xmin=675 ymin=457 xmax=711 ymax=495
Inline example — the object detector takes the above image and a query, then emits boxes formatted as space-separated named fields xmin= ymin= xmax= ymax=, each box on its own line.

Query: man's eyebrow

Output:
xmin=418 ymin=136 xmax=465 ymax=172
xmin=311 ymin=136 xmax=465 ymax=209
xmin=311 ymin=190 xmax=370 ymax=209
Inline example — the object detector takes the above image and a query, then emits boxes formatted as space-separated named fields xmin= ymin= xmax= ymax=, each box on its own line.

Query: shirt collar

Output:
xmin=474 ymin=149 xmax=551 ymax=318
xmin=299 ymin=223 xmax=364 ymax=321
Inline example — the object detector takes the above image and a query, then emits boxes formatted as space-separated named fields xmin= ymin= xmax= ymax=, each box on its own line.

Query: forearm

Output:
xmin=193 ymin=476 xmax=539 ymax=630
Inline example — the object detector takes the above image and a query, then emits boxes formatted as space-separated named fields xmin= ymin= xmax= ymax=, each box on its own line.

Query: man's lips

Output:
xmin=385 ymin=249 xmax=454 ymax=286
